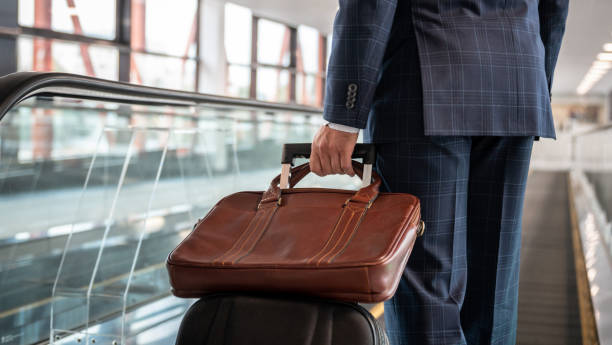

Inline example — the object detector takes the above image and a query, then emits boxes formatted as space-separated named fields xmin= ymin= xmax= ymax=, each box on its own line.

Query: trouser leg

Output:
xmin=376 ymin=136 xmax=471 ymax=345
xmin=460 ymin=136 xmax=534 ymax=345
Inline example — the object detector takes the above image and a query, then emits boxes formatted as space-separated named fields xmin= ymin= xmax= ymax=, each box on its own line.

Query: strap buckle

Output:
xmin=416 ymin=220 xmax=426 ymax=237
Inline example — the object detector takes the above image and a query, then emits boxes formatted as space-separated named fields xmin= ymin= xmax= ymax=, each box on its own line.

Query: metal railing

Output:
xmin=566 ymin=123 xmax=612 ymax=345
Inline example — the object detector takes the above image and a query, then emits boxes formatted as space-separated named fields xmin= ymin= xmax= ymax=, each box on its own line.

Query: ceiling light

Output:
xmin=593 ymin=61 xmax=612 ymax=68
xmin=589 ymin=70 xmax=605 ymax=76
xmin=588 ymin=69 xmax=607 ymax=75
xmin=577 ymin=86 xmax=590 ymax=95
xmin=590 ymin=69 xmax=609 ymax=75
xmin=597 ymin=53 xmax=612 ymax=61
xmin=576 ymin=49 xmax=612 ymax=95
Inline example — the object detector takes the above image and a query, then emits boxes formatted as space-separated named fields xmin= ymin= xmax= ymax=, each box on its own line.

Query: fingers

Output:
xmin=340 ymin=151 xmax=355 ymax=177
xmin=310 ymin=128 xmax=323 ymax=176
xmin=309 ymin=147 xmax=322 ymax=176
xmin=312 ymin=140 xmax=340 ymax=176
xmin=313 ymin=144 xmax=350 ymax=176
xmin=330 ymin=152 xmax=342 ymax=174
xmin=311 ymin=124 xmax=359 ymax=177
xmin=318 ymin=148 xmax=333 ymax=176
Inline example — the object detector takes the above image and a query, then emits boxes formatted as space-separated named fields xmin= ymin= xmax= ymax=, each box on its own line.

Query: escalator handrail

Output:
xmin=0 ymin=72 xmax=323 ymax=121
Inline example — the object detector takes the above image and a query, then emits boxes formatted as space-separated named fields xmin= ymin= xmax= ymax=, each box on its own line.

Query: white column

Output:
xmin=199 ymin=0 xmax=228 ymax=95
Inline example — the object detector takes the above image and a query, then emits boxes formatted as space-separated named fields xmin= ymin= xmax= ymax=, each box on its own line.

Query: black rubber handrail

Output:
xmin=0 ymin=72 xmax=323 ymax=121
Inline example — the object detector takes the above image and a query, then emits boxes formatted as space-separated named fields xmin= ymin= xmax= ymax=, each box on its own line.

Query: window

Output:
xmin=254 ymin=18 xmax=292 ymax=103
xmin=129 ymin=0 xmax=199 ymax=91
xmin=130 ymin=0 xmax=198 ymax=57
xmin=227 ymin=65 xmax=251 ymax=98
xmin=17 ymin=36 xmax=119 ymax=80
xmin=16 ymin=0 xmax=118 ymax=80
xmin=18 ymin=0 xmax=116 ymax=40
xmin=224 ymin=3 xmax=251 ymax=65
xmin=296 ymin=73 xmax=319 ymax=106
xmin=298 ymin=25 xmax=319 ymax=74
xmin=256 ymin=67 xmax=290 ymax=103
xmin=257 ymin=19 xmax=290 ymax=67
xmin=131 ymin=53 xmax=196 ymax=90
xmin=11 ymin=0 xmax=329 ymax=105
xmin=297 ymin=25 xmax=324 ymax=106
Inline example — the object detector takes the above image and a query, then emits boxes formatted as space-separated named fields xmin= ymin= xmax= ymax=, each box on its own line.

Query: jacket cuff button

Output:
xmin=348 ymin=83 xmax=358 ymax=92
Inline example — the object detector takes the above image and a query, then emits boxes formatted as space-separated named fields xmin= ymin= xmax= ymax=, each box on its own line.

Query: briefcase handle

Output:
xmin=260 ymin=161 xmax=381 ymax=209
xmin=280 ymin=143 xmax=376 ymax=189
xmin=281 ymin=143 xmax=376 ymax=165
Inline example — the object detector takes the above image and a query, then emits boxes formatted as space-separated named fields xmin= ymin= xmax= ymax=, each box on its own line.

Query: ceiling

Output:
xmin=228 ymin=0 xmax=337 ymax=35
xmin=235 ymin=0 xmax=612 ymax=97
xmin=552 ymin=0 xmax=612 ymax=96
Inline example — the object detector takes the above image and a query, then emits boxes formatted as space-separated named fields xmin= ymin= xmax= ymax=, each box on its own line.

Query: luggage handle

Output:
xmin=260 ymin=161 xmax=381 ymax=209
xmin=280 ymin=143 xmax=376 ymax=189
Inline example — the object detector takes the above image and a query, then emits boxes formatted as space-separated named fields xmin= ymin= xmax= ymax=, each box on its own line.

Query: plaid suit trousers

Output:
xmin=375 ymin=135 xmax=534 ymax=345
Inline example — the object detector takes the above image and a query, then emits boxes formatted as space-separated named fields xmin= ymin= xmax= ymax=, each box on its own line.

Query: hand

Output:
xmin=310 ymin=124 xmax=359 ymax=177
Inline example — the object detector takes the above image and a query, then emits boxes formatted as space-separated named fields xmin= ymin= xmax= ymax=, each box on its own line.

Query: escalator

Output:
xmin=517 ymin=171 xmax=582 ymax=344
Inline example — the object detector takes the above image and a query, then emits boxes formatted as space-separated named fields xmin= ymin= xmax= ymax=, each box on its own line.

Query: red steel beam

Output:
xmin=65 ymin=0 xmax=95 ymax=76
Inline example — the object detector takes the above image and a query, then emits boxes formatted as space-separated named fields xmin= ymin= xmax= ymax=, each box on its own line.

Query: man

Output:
xmin=310 ymin=0 xmax=569 ymax=344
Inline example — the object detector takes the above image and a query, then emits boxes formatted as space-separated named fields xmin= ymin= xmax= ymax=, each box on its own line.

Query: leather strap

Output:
xmin=213 ymin=201 xmax=279 ymax=265
xmin=259 ymin=161 xmax=381 ymax=208
xmin=306 ymin=200 xmax=371 ymax=266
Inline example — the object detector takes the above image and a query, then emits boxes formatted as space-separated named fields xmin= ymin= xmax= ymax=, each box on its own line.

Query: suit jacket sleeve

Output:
xmin=322 ymin=0 xmax=398 ymax=129
xmin=539 ymin=0 xmax=569 ymax=96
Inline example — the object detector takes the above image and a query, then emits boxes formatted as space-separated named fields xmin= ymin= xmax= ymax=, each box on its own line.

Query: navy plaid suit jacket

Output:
xmin=323 ymin=0 xmax=569 ymax=140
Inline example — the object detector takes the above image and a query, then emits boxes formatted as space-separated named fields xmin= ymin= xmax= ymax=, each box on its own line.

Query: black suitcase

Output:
xmin=175 ymin=293 xmax=388 ymax=345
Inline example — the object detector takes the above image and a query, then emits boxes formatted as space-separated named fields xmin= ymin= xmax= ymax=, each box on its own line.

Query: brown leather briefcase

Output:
xmin=167 ymin=144 xmax=423 ymax=303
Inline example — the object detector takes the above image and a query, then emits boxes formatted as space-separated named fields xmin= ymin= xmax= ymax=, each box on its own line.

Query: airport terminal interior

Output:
xmin=0 ymin=0 xmax=611 ymax=344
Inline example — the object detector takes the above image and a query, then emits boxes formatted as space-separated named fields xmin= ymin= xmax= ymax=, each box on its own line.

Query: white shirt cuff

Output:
xmin=326 ymin=121 xmax=360 ymax=133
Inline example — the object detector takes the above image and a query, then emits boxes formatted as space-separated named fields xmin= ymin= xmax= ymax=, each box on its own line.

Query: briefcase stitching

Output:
xmin=212 ymin=207 xmax=269 ymax=265
xmin=306 ymin=205 xmax=352 ymax=264
xmin=316 ymin=210 xmax=358 ymax=265
xmin=223 ymin=206 xmax=277 ymax=264
xmin=327 ymin=206 xmax=371 ymax=263
xmin=232 ymin=205 xmax=280 ymax=264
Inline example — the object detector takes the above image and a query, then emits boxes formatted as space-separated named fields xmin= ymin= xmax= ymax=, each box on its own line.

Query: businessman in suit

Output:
xmin=310 ymin=0 xmax=569 ymax=344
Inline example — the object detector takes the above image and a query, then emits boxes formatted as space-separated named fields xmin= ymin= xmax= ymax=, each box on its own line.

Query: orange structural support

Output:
xmin=65 ymin=0 xmax=95 ymax=76
xmin=32 ymin=0 xmax=53 ymax=160
xmin=33 ymin=0 xmax=52 ymax=72
xmin=315 ymin=34 xmax=326 ymax=107
xmin=130 ymin=0 xmax=146 ymax=84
